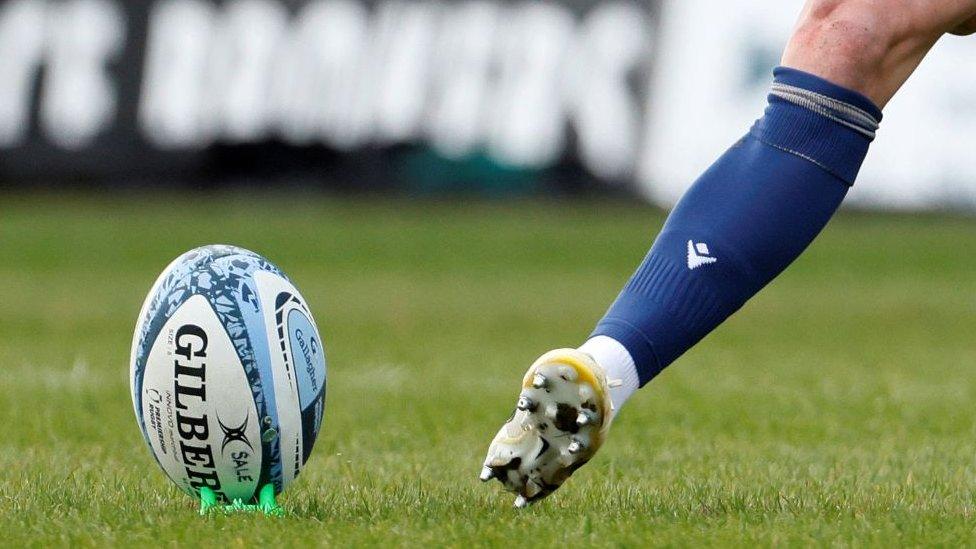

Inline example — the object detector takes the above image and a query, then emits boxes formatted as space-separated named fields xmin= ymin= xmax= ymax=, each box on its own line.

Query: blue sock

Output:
xmin=592 ymin=67 xmax=882 ymax=385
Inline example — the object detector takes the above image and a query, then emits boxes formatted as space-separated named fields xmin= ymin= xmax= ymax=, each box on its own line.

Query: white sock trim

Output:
xmin=578 ymin=335 xmax=639 ymax=413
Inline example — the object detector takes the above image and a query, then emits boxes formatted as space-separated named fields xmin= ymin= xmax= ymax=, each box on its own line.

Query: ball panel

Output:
xmin=204 ymin=253 xmax=286 ymax=493
xmin=287 ymin=309 xmax=326 ymax=411
xmin=140 ymin=294 xmax=262 ymax=501
xmin=253 ymin=269 xmax=327 ymax=469
xmin=253 ymin=269 xmax=305 ymax=485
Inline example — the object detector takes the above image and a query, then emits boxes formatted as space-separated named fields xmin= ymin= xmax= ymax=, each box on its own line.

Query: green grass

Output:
xmin=2 ymin=193 xmax=976 ymax=546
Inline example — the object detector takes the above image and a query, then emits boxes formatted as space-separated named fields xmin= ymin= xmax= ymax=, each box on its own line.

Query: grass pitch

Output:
xmin=2 ymin=194 xmax=976 ymax=546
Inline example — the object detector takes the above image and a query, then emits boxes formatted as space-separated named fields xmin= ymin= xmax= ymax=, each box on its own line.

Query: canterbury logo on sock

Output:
xmin=687 ymin=240 xmax=717 ymax=270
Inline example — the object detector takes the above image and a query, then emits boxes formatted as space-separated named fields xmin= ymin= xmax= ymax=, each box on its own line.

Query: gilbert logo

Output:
xmin=218 ymin=413 xmax=253 ymax=453
xmin=687 ymin=241 xmax=717 ymax=270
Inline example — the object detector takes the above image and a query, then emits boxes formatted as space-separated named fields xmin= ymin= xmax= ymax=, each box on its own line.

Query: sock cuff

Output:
xmin=772 ymin=66 xmax=882 ymax=123
xmin=750 ymin=67 xmax=882 ymax=185
xmin=770 ymin=83 xmax=880 ymax=139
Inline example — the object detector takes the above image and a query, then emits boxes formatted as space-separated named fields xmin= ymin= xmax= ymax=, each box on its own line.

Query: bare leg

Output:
xmin=782 ymin=0 xmax=976 ymax=107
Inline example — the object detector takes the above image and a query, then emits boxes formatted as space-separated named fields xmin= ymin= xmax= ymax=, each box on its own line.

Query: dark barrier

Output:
xmin=0 ymin=0 xmax=657 ymax=192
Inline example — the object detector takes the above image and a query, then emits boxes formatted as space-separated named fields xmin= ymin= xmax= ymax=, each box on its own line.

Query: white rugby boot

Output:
xmin=479 ymin=348 xmax=619 ymax=508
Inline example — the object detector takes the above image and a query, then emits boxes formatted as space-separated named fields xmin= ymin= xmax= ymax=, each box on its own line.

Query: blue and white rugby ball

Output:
xmin=130 ymin=245 xmax=327 ymax=502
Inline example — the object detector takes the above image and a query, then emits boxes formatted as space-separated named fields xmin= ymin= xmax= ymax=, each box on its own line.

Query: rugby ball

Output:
xmin=130 ymin=245 xmax=327 ymax=502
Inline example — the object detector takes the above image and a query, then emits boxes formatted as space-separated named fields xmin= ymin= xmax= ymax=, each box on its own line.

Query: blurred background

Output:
xmin=3 ymin=0 xmax=976 ymax=544
xmin=2 ymin=0 xmax=974 ymax=206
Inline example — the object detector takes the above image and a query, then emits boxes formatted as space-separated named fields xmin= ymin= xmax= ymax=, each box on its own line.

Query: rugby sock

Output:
xmin=588 ymin=67 xmax=882 ymax=403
